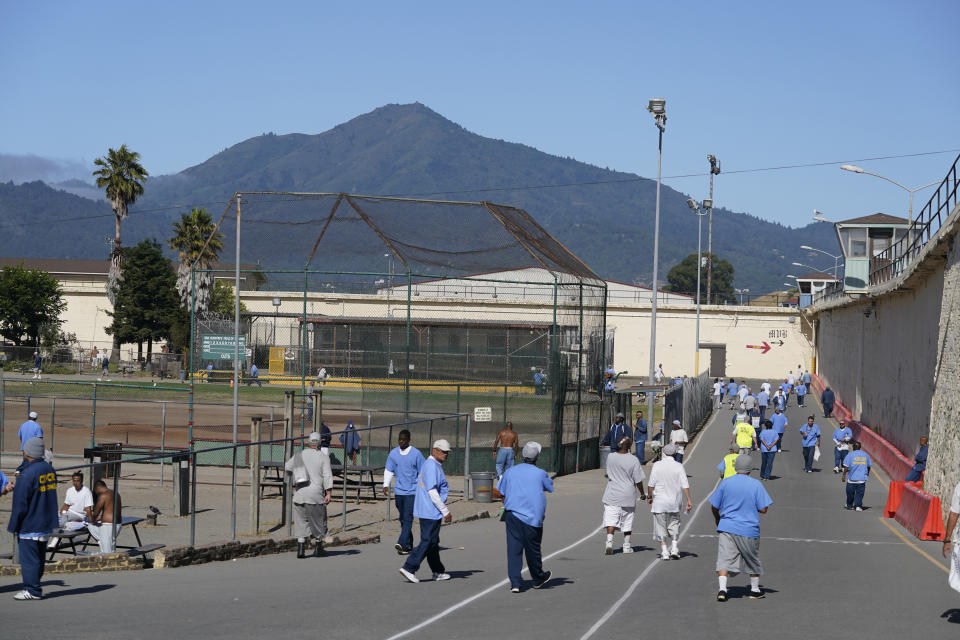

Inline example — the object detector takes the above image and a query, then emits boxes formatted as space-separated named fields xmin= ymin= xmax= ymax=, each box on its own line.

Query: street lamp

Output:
xmin=800 ymin=245 xmax=842 ymax=277
xmin=271 ymin=297 xmax=281 ymax=345
xmin=687 ymin=198 xmax=709 ymax=374
xmin=734 ymin=288 xmax=750 ymax=305
xmin=812 ymin=209 xmax=834 ymax=223
xmin=706 ymin=155 xmax=721 ymax=304
xmin=646 ymin=98 xmax=666 ymax=431
xmin=840 ymin=165 xmax=940 ymax=251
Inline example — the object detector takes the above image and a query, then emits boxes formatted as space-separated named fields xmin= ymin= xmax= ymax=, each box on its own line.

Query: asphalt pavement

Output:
xmin=1 ymin=381 xmax=957 ymax=639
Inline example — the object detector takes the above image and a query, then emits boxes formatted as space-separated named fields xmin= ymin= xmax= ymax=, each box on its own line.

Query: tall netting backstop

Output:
xmin=189 ymin=193 xmax=607 ymax=474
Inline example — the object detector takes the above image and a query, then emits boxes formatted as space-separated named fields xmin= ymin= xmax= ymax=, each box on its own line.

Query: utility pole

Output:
xmin=706 ymin=155 xmax=721 ymax=305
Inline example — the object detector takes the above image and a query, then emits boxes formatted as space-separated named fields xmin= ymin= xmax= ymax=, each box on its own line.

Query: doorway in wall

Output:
xmin=701 ymin=343 xmax=726 ymax=377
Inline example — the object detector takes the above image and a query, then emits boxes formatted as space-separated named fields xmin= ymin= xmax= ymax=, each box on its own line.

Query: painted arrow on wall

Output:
xmin=746 ymin=341 xmax=772 ymax=354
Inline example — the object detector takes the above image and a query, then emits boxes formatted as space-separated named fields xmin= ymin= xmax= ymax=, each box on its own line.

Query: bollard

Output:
xmin=250 ymin=416 xmax=262 ymax=534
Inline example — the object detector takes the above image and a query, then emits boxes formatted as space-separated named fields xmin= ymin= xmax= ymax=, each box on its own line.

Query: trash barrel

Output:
xmin=599 ymin=447 xmax=610 ymax=471
xmin=99 ymin=442 xmax=123 ymax=478
xmin=470 ymin=472 xmax=495 ymax=503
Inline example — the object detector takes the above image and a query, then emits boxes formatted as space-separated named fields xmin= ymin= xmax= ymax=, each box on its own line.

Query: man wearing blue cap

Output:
xmin=497 ymin=441 xmax=554 ymax=592
xmin=8 ymin=437 xmax=58 ymax=600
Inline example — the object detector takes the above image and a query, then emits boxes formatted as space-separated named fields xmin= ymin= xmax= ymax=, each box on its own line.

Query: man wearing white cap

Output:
xmin=399 ymin=439 xmax=453 ymax=583
xmin=497 ymin=441 xmax=554 ymax=592
xmin=602 ymin=437 xmax=646 ymax=555
xmin=648 ymin=443 xmax=692 ymax=560
xmin=669 ymin=420 xmax=688 ymax=463
xmin=284 ymin=432 xmax=333 ymax=558
xmin=18 ymin=411 xmax=43 ymax=450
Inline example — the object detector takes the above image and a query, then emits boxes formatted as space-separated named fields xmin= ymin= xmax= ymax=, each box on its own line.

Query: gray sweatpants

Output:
xmin=293 ymin=502 xmax=327 ymax=542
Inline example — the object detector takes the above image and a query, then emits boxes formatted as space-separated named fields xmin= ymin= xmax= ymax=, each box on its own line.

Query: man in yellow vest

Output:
xmin=731 ymin=414 xmax=756 ymax=454
xmin=717 ymin=446 xmax=740 ymax=479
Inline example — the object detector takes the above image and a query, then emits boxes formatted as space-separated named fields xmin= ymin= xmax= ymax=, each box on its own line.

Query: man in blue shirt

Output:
xmin=634 ymin=410 xmax=648 ymax=465
xmin=18 ymin=411 xmax=43 ymax=450
xmin=758 ymin=421 xmax=779 ymax=481
xmin=602 ymin=413 xmax=632 ymax=453
xmin=770 ymin=407 xmax=788 ymax=452
xmin=842 ymin=442 xmax=872 ymax=511
xmin=780 ymin=379 xmax=792 ymax=407
xmin=7 ymin=438 xmax=58 ymax=600
xmin=799 ymin=416 xmax=821 ymax=473
xmin=802 ymin=370 xmax=812 ymax=386
xmin=32 ymin=351 xmax=42 ymax=380
xmin=382 ymin=429 xmax=425 ymax=555
xmin=795 ymin=382 xmax=807 ymax=407
xmin=757 ymin=389 xmax=769 ymax=421
xmin=820 ymin=386 xmax=836 ymax=418
xmin=709 ymin=455 xmax=773 ymax=601
xmin=247 ymin=363 xmax=261 ymax=387
xmin=726 ymin=379 xmax=738 ymax=408
xmin=497 ymin=441 xmax=554 ymax=592
xmin=533 ymin=370 xmax=546 ymax=395
xmin=905 ymin=436 xmax=928 ymax=483
xmin=399 ymin=439 xmax=452 ymax=583
xmin=832 ymin=420 xmax=854 ymax=473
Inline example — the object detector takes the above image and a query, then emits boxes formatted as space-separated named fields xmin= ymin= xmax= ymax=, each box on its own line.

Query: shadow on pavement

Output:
xmin=0 ymin=579 xmax=67 ymax=593
xmin=940 ymin=609 xmax=960 ymax=624
xmin=446 ymin=569 xmax=484 ymax=579
xmin=533 ymin=576 xmax=574 ymax=590
xmin=44 ymin=584 xmax=115 ymax=599
xmin=725 ymin=585 xmax=779 ymax=600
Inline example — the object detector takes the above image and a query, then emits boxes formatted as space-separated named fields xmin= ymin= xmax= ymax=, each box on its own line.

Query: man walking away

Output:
xmin=648 ymin=443 xmax=692 ymax=560
xmin=285 ymin=432 xmax=333 ymax=557
xmin=18 ymin=411 xmax=43 ymax=450
xmin=717 ymin=446 xmax=739 ymax=480
xmin=32 ymin=351 xmax=42 ymax=380
xmin=726 ymin=379 xmax=738 ymax=408
xmin=634 ymin=411 xmax=648 ymax=465
xmin=493 ymin=421 xmax=520 ymax=479
xmin=399 ymin=439 xmax=453 ymax=583
xmin=710 ymin=455 xmax=772 ymax=602
xmin=821 ymin=386 xmax=836 ymax=418
xmin=842 ymin=442 xmax=871 ymax=511
xmin=712 ymin=378 xmax=723 ymax=410
xmin=799 ymin=416 xmax=821 ymax=473
xmin=382 ymin=429 xmax=425 ymax=555
xmin=832 ymin=420 xmax=853 ymax=473
xmin=758 ymin=421 xmax=779 ymax=480
xmin=7 ymin=437 xmax=58 ymax=600
xmin=248 ymin=363 xmax=261 ymax=387
xmin=731 ymin=414 xmax=756 ymax=455
xmin=602 ymin=437 xmax=646 ymax=555
xmin=669 ymin=420 xmax=688 ymax=463
xmin=497 ymin=441 xmax=554 ymax=593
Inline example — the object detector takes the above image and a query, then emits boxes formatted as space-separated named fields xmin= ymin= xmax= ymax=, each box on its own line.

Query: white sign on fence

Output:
xmin=473 ymin=407 xmax=492 ymax=422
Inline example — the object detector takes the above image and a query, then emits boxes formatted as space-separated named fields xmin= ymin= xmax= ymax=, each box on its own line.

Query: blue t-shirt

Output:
xmin=802 ymin=372 xmax=812 ymax=384
xmin=799 ymin=423 xmax=821 ymax=447
xmin=0 ymin=469 xmax=8 ymax=492
xmin=832 ymin=427 xmax=852 ymax=446
xmin=780 ymin=382 xmax=791 ymax=395
xmin=250 ymin=364 xmax=258 ymax=376
xmin=18 ymin=420 xmax=43 ymax=449
xmin=796 ymin=383 xmax=807 ymax=397
xmin=727 ymin=382 xmax=738 ymax=395
xmin=758 ymin=391 xmax=769 ymax=406
xmin=497 ymin=462 xmax=554 ymax=527
xmin=413 ymin=457 xmax=449 ymax=520
xmin=770 ymin=413 xmax=787 ymax=435
xmin=709 ymin=474 xmax=773 ymax=538
xmin=759 ymin=429 xmax=779 ymax=452
xmin=842 ymin=450 xmax=871 ymax=482
xmin=385 ymin=446 xmax=425 ymax=495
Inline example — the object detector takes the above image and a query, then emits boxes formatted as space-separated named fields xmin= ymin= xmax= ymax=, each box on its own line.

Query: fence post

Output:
xmin=190 ymin=449 xmax=198 ymax=548
xmin=463 ymin=415 xmax=471 ymax=499
xmin=50 ymin=396 xmax=56 ymax=452
xmin=503 ymin=384 xmax=508 ymax=425
xmin=90 ymin=383 xmax=97 ymax=448
xmin=386 ymin=424 xmax=393 ymax=522
xmin=160 ymin=402 xmax=166 ymax=485
xmin=250 ymin=416 xmax=262 ymax=534
xmin=0 ymin=375 xmax=5 ymax=454
xmin=284 ymin=391 xmax=294 ymax=537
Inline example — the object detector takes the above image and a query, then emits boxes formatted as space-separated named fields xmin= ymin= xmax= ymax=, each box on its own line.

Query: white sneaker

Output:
xmin=398 ymin=567 xmax=419 ymax=583
xmin=670 ymin=544 xmax=680 ymax=559
xmin=855 ymin=507 xmax=863 ymax=512
xmin=13 ymin=590 xmax=40 ymax=600
xmin=622 ymin=545 xmax=634 ymax=554
xmin=604 ymin=542 xmax=613 ymax=555
xmin=432 ymin=572 xmax=451 ymax=581
xmin=660 ymin=550 xmax=670 ymax=561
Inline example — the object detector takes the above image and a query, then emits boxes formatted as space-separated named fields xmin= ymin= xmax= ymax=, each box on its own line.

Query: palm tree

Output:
xmin=169 ymin=207 xmax=224 ymax=314
xmin=93 ymin=144 xmax=149 ymax=304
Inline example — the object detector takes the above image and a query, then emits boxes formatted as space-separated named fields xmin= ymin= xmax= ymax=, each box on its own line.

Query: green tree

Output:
xmin=105 ymin=240 xmax=179 ymax=363
xmin=0 ymin=266 xmax=66 ymax=346
xmin=665 ymin=253 xmax=735 ymax=304
xmin=209 ymin=280 xmax=248 ymax=314
xmin=168 ymin=207 xmax=224 ymax=313
xmin=93 ymin=144 xmax=149 ymax=306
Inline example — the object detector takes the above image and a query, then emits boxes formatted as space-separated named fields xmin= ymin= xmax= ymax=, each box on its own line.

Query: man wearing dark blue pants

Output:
xmin=399 ymin=440 xmax=452 ymax=583
xmin=842 ymin=442 xmax=871 ymax=511
xmin=634 ymin=411 xmax=648 ymax=465
xmin=7 ymin=437 xmax=58 ymax=600
xmin=497 ymin=441 xmax=554 ymax=593
xmin=382 ymin=429 xmax=425 ymax=555
xmin=799 ymin=416 xmax=821 ymax=473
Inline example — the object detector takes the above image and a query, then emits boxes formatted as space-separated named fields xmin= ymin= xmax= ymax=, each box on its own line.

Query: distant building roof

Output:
xmin=837 ymin=213 xmax=909 ymax=225
xmin=796 ymin=271 xmax=838 ymax=281
xmin=0 ymin=257 xmax=255 ymax=274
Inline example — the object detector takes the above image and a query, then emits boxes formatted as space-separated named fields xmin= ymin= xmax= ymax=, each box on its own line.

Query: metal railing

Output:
xmin=870 ymin=154 xmax=960 ymax=285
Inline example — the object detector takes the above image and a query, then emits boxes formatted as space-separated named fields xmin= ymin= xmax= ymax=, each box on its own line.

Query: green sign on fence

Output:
xmin=201 ymin=334 xmax=247 ymax=361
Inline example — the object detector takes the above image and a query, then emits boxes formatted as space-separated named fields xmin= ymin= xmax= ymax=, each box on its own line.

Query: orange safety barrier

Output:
xmin=884 ymin=480 xmax=922 ymax=518
xmin=894 ymin=482 xmax=947 ymax=540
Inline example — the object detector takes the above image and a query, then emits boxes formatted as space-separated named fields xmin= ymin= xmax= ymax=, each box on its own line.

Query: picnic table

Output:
xmin=46 ymin=516 xmax=162 ymax=560
xmin=259 ymin=459 xmax=384 ymax=503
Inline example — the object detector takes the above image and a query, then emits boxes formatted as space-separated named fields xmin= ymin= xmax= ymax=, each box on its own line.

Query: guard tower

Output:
xmin=832 ymin=213 xmax=909 ymax=292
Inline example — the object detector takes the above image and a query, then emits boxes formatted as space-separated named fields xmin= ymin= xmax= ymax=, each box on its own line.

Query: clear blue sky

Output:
xmin=2 ymin=0 xmax=958 ymax=228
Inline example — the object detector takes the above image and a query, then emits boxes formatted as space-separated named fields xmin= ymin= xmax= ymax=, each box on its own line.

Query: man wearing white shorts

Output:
xmin=602 ymin=437 xmax=646 ymax=555
xmin=709 ymin=454 xmax=773 ymax=601
xmin=648 ymin=443 xmax=693 ymax=560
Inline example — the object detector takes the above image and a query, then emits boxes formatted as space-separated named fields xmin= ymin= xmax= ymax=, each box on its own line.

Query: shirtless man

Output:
xmin=88 ymin=480 xmax=123 ymax=553
xmin=493 ymin=421 xmax=520 ymax=479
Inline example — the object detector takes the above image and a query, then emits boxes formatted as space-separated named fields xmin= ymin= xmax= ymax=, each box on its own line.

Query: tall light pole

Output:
xmin=687 ymin=198 xmax=709 ymax=374
xmin=840 ymin=165 xmax=940 ymax=253
xmin=646 ymin=98 xmax=666 ymax=431
xmin=799 ymin=245 xmax=842 ymax=277
xmin=706 ymin=155 xmax=720 ymax=304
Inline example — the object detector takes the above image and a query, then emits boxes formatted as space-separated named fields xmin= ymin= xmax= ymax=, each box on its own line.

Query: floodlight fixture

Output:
xmin=702 ymin=198 xmax=713 ymax=209
xmin=686 ymin=198 xmax=699 ymax=211
xmin=841 ymin=164 xmax=864 ymax=173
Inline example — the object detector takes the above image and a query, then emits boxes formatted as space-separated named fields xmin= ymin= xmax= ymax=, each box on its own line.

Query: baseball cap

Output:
xmin=28 ymin=411 xmax=38 ymax=419
xmin=672 ymin=420 xmax=681 ymax=427
xmin=734 ymin=455 xmax=753 ymax=473
xmin=308 ymin=431 xmax=320 ymax=442
xmin=522 ymin=441 xmax=542 ymax=459
xmin=433 ymin=439 xmax=452 ymax=452
xmin=662 ymin=443 xmax=677 ymax=457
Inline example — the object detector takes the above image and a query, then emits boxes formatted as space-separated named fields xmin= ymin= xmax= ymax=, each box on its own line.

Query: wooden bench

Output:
xmin=127 ymin=543 xmax=165 ymax=557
